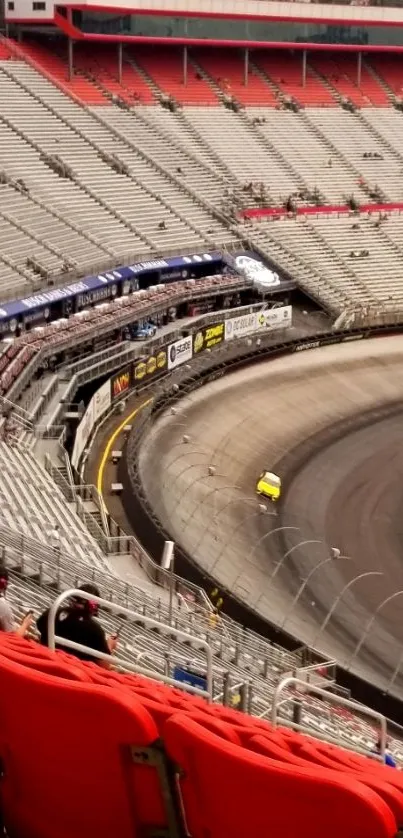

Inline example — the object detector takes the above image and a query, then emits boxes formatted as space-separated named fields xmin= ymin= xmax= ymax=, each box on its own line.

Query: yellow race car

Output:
xmin=256 ymin=470 xmax=281 ymax=501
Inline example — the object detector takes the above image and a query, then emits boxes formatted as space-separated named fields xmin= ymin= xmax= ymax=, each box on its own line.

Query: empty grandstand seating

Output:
xmin=17 ymin=38 xmax=110 ymax=105
xmin=133 ymin=46 xmax=218 ymax=105
xmin=0 ymin=634 xmax=399 ymax=838
xmin=194 ymin=49 xmax=279 ymax=106
xmin=254 ymin=51 xmax=336 ymax=107
xmin=74 ymin=44 xmax=156 ymax=106
xmin=367 ymin=56 xmax=403 ymax=101
xmin=0 ymin=441 xmax=107 ymax=567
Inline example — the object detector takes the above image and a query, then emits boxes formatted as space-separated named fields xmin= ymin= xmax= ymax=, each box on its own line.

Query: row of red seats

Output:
xmin=0 ymin=633 xmax=399 ymax=838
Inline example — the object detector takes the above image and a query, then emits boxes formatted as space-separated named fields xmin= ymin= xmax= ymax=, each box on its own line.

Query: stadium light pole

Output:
xmin=244 ymin=526 xmax=301 ymax=567
xmin=185 ymin=483 xmax=270 ymax=548
xmin=182 ymin=481 xmax=240 ymax=534
xmin=207 ymin=504 xmax=276 ymax=574
xmin=280 ymin=551 xmax=353 ymax=631
xmin=265 ymin=540 xmax=324 ymax=593
xmin=312 ymin=571 xmax=384 ymax=648
xmin=163 ymin=453 xmax=211 ymax=516
xmin=348 ymin=589 xmax=403 ymax=671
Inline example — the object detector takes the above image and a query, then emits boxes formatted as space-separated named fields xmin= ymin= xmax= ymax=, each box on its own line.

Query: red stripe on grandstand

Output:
xmin=58 ymin=3 xmax=403 ymax=29
xmin=241 ymin=203 xmax=403 ymax=220
xmin=55 ymin=33 xmax=403 ymax=51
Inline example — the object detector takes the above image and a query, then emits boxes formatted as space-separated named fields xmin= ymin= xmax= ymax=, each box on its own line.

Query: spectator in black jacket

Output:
xmin=37 ymin=583 xmax=117 ymax=668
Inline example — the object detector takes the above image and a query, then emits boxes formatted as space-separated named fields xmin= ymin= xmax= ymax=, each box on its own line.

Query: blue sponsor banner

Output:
xmin=173 ymin=666 xmax=208 ymax=692
xmin=0 ymin=252 xmax=222 ymax=324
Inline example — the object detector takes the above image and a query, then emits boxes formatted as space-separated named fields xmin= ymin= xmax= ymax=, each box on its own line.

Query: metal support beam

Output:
xmin=244 ymin=48 xmax=249 ymax=87
xmin=68 ymin=38 xmax=74 ymax=83
xmin=67 ymin=9 xmax=74 ymax=83
xmin=302 ymin=49 xmax=307 ymax=88
xmin=118 ymin=42 xmax=123 ymax=85
xmin=183 ymin=45 xmax=188 ymax=87
xmin=357 ymin=52 xmax=362 ymax=88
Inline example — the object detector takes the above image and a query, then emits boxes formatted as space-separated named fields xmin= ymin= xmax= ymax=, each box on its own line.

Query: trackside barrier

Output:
xmin=270 ymin=676 xmax=387 ymax=758
xmin=47 ymin=588 xmax=213 ymax=700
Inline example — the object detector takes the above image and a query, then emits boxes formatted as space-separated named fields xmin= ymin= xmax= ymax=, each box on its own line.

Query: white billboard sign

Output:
xmin=93 ymin=379 xmax=111 ymax=424
xmin=263 ymin=305 xmax=292 ymax=331
xmin=71 ymin=379 xmax=112 ymax=470
xmin=225 ymin=306 xmax=292 ymax=341
xmin=167 ymin=335 xmax=193 ymax=370
xmin=71 ymin=400 xmax=94 ymax=471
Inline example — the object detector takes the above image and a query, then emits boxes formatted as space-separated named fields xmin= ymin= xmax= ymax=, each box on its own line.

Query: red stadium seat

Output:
xmin=0 ymin=655 xmax=173 ymax=838
xmin=163 ymin=714 xmax=397 ymax=838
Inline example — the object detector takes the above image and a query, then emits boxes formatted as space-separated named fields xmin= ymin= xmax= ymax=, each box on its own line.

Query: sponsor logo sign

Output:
xmin=93 ymin=379 xmax=111 ymax=424
xmin=295 ymin=341 xmax=320 ymax=352
xmin=133 ymin=348 xmax=167 ymax=382
xmin=225 ymin=306 xmax=292 ymax=340
xmin=111 ymin=368 xmax=131 ymax=400
xmin=235 ymin=254 xmax=281 ymax=289
xmin=168 ymin=336 xmax=193 ymax=370
xmin=193 ymin=322 xmax=225 ymax=354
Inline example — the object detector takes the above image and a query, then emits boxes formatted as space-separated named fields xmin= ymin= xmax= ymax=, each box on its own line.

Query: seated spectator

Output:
xmin=36 ymin=583 xmax=117 ymax=668
xmin=372 ymin=738 xmax=396 ymax=768
xmin=0 ymin=565 xmax=33 ymax=636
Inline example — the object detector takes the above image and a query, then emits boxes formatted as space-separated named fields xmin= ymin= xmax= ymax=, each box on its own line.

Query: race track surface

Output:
xmin=138 ymin=335 xmax=403 ymax=697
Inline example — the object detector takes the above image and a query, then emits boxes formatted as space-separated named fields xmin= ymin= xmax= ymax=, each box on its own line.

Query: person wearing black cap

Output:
xmin=0 ymin=565 xmax=33 ymax=636
xmin=36 ymin=583 xmax=117 ymax=668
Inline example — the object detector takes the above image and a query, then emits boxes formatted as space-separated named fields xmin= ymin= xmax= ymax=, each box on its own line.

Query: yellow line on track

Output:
xmin=97 ymin=397 xmax=153 ymax=502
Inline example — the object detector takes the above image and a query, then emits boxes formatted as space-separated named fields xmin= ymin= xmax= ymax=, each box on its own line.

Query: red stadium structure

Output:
xmin=4 ymin=0 xmax=403 ymax=108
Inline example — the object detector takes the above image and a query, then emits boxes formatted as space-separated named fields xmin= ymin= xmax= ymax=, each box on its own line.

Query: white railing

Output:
xmin=270 ymin=676 xmax=387 ymax=758
xmin=47 ymin=588 xmax=213 ymax=699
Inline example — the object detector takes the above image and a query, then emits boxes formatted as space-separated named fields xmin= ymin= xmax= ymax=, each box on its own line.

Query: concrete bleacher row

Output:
xmin=249 ymin=212 xmax=403 ymax=313
xmin=0 ymin=56 xmax=238 ymax=295
xmin=1 ymin=40 xmax=403 ymax=312
xmin=0 ymin=633 xmax=401 ymax=838
xmin=1 ymin=48 xmax=403 ymax=314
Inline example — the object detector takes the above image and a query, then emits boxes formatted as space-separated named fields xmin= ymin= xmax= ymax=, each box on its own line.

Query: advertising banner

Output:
xmin=133 ymin=346 xmax=168 ymax=383
xmin=111 ymin=367 xmax=131 ymax=401
xmin=263 ymin=305 xmax=292 ymax=331
xmin=225 ymin=306 xmax=292 ymax=341
xmin=193 ymin=322 xmax=225 ymax=355
xmin=92 ymin=379 xmax=111 ymax=424
xmin=71 ymin=400 xmax=94 ymax=471
xmin=167 ymin=335 xmax=193 ymax=370
xmin=173 ymin=666 xmax=208 ymax=693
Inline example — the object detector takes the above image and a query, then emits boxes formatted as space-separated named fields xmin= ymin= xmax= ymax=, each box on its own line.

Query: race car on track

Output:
xmin=256 ymin=471 xmax=281 ymax=501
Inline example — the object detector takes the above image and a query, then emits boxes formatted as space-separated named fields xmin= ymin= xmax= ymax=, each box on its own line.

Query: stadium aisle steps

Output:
xmin=194 ymin=49 xmax=278 ymax=106
xmin=132 ymin=47 xmax=218 ymax=105
xmin=336 ymin=56 xmax=390 ymax=107
xmin=0 ymin=634 xmax=398 ymax=838
xmin=368 ymin=56 xmax=403 ymax=99
xmin=74 ymin=45 xmax=156 ymax=105
xmin=253 ymin=51 xmax=336 ymax=107
xmin=11 ymin=39 xmax=110 ymax=105
xmin=310 ymin=55 xmax=380 ymax=108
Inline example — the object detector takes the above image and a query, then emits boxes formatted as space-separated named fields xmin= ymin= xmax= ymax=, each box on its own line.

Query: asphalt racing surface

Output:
xmin=138 ymin=334 xmax=403 ymax=698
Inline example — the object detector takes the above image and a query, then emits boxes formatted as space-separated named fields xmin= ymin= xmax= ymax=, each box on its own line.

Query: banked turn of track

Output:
xmin=130 ymin=332 xmax=403 ymax=705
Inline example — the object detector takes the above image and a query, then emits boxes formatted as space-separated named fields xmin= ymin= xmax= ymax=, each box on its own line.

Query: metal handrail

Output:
xmin=270 ymin=676 xmax=387 ymax=757
xmin=47 ymin=588 xmax=213 ymax=699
